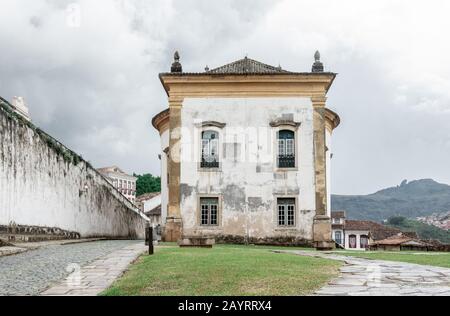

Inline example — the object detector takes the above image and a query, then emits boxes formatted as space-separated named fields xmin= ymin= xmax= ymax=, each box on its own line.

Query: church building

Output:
xmin=152 ymin=51 xmax=340 ymax=249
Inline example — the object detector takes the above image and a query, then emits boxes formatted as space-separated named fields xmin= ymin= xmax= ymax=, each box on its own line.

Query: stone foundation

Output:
xmin=163 ymin=218 xmax=183 ymax=242
xmin=179 ymin=236 xmax=215 ymax=248
xmin=215 ymin=235 xmax=314 ymax=247
xmin=0 ymin=224 xmax=80 ymax=243
xmin=313 ymin=215 xmax=335 ymax=250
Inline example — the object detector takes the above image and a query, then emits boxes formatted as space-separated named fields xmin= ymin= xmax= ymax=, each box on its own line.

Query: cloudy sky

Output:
xmin=1 ymin=0 xmax=450 ymax=195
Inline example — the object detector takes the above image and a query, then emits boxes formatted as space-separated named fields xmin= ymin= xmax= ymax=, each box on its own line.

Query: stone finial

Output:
xmin=315 ymin=50 xmax=321 ymax=62
xmin=171 ymin=51 xmax=182 ymax=73
xmin=312 ymin=50 xmax=324 ymax=73
xmin=11 ymin=96 xmax=31 ymax=121
xmin=205 ymin=65 xmax=210 ymax=72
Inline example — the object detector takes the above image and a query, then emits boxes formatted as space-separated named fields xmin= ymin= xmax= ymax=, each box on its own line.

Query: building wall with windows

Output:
xmin=179 ymin=97 xmax=316 ymax=242
xmin=97 ymin=167 xmax=137 ymax=203
xmin=153 ymin=54 xmax=341 ymax=248
xmin=345 ymin=230 xmax=370 ymax=250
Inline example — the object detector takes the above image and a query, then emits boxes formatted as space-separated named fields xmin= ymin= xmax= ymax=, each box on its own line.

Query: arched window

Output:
xmin=360 ymin=235 xmax=369 ymax=249
xmin=201 ymin=130 xmax=219 ymax=168
xmin=277 ymin=130 xmax=295 ymax=168
xmin=349 ymin=235 xmax=357 ymax=249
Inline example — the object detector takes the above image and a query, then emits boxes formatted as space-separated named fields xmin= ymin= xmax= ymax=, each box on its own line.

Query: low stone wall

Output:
xmin=215 ymin=235 xmax=314 ymax=247
xmin=0 ymin=97 xmax=147 ymax=240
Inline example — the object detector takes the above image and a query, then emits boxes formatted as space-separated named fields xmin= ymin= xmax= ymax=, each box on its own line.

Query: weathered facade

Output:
xmin=0 ymin=97 xmax=147 ymax=241
xmin=152 ymin=53 xmax=341 ymax=249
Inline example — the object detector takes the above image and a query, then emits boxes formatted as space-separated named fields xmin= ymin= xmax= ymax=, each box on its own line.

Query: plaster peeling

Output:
xmin=178 ymin=97 xmax=318 ymax=240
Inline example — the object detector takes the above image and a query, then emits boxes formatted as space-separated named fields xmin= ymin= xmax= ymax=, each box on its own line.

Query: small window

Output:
xmin=335 ymin=231 xmax=342 ymax=245
xmin=349 ymin=235 xmax=357 ymax=249
xmin=200 ymin=197 xmax=219 ymax=226
xmin=277 ymin=198 xmax=296 ymax=227
xmin=360 ymin=235 xmax=369 ymax=249
xmin=201 ymin=131 xmax=219 ymax=168
xmin=277 ymin=130 xmax=295 ymax=168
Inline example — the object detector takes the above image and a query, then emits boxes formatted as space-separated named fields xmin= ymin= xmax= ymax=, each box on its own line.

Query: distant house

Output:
xmin=332 ymin=211 xmax=409 ymax=250
xmin=136 ymin=193 xmax=163 ymax=226
xmin=97 ymin=166 xmax=137 ymax=203
xmin=373 ymin=236 xmax=431 ymax=252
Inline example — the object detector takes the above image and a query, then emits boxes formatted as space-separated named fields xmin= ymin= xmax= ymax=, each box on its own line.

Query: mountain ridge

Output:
xmin=331 ymin=179 xmax=450 ymax=222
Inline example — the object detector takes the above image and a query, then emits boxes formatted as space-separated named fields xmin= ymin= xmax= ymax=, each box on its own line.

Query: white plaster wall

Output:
xmin=160 ymin=129 xmax=169 ymax=226
xmin=179 ymin=97 xmax=317 ymax=241
xmin=326 ymin=129 xmax=332 ymax=217
xmin=344 ymin=230 xmax=369 ymax=250
xmin=0 ymin=109 xmax=147 ymax=239
xmin=143 ymin=195 xmax=162 ymax=213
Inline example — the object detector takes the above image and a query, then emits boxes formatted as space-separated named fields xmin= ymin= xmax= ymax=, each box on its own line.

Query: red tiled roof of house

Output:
xmin=375 ymin=235 xmax=431 ymax=247
xmin=136 ymin=192 xmax=160 ymax=203
xmin=331 ymin=211 xmax=346 ymax=219
xmin=145 ymin=205 xmax=162 ymax=217
xmin=345 ymin=220 xmax=407 ymax=241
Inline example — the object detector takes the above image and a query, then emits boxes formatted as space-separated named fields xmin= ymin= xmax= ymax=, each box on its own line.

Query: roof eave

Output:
xmin=159 ymin=72 xmax=337 ymax=96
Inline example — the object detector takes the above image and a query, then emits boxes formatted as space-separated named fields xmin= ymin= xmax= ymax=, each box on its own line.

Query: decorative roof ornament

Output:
xmin=171 ymin=51 xmax=182 ymax=73
xmin=205 ymin=65 xmax=210 ymax=72
xmin=312 ymin=50 xmax=324 ymax=73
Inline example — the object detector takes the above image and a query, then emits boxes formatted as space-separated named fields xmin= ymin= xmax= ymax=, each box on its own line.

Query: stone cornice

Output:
xmin=324 ymin=108 xmax=341 ymax=131
xmin=151 ymin=108 xmax=170 ymax=133
xmin=269 ymin=119 xmax=301 ymax=128
xmin=159 ymin=73 xmax=337 ymax=98
xmin=194 ymin=121 xmax=227 ymax=129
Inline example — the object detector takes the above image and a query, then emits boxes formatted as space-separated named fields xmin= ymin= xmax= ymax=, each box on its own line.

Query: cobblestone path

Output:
xmin=280 ymin=251 xmax=450 ymax=296
xmin=0 ymin=240 xmax=141 ymax=296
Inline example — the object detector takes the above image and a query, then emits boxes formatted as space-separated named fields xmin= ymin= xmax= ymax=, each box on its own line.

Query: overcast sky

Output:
xmin=1 ymin=0 xmax=450 ymax=195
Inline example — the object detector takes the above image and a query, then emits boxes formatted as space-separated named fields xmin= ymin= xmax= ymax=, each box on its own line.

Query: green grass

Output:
xmin=338 ymin=251 xmax=450 ymax=268
xmin=101 ymin=245 xmax=340 ymax=296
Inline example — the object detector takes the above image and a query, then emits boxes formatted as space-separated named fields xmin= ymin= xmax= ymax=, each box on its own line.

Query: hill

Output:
xmin=332 ymin=179 xmax=450 ymax=222
xmin=386 ymin=216 xmax=450 ymax=244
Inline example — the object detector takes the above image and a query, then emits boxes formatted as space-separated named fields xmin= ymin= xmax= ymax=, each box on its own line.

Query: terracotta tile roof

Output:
xmin=331 ymin=211 xmax=346 ymax=219
xmin=145 ymin=205 xmax=161 ymax=216
xmin=208 ymin=57 xmax=289 ymax=74
xmin=375 ymin=236 xmax=431 ymax=247
xmin=136 ymin=192 xmax=160 ymax=203
xmin=345 ymin=220 xmax=404 ymax=241
xmin=97 ymin=166 xmax=126 ymax=175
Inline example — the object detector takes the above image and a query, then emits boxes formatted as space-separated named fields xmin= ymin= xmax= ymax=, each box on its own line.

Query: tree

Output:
xmin=134 ymin=173 xmax=161 ymax=196
xmin=387 ymin=216 xmax=406 ymax=226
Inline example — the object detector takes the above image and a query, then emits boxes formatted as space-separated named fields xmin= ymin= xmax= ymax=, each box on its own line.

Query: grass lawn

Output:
xmin=337 ymin=251 xmax=450 ymax=268
xmin=101 ymin=245 xmax=341 ymax=296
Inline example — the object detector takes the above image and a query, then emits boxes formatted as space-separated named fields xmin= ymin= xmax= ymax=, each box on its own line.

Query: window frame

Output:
xmin=335 ymin=231 xmax=343 ymax=245
xmin=197 ymin=195 xmax=222 ymax=228
xmin=360 ymin=235 xmax=369 ymax=249
xmin=273 ymin=126 xmax=299 ymax=171
xmin=349 ymin=235 xmax=357 ymax=249
xmin=275 ymin=197 xmax=298 ymax=229
xmin=198 ymin=127 xmax=223 ymax=172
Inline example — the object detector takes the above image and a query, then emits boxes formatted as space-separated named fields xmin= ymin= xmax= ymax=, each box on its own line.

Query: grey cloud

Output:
xmin=1 ymin=0 xmax=449 ymax=195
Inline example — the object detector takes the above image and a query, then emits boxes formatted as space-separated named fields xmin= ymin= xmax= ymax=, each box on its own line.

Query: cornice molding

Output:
xmin=194 ymin=121 xmax=227 ymax=129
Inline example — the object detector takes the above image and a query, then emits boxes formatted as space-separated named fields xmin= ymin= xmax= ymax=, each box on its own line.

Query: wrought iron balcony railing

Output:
xmin=278 ymin=155 xmax=295 ymax=168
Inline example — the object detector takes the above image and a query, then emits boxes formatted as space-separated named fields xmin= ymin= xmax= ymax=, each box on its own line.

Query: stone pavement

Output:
xmin=280 ymin=250 xmax=450 ymax=296
xmin=41 ymin=242 xmax=147 ymax=296
xmin=0 ymin=240 xmax=142 ymax=296
xmin=0 ymin=238 xmax=105 ymax=258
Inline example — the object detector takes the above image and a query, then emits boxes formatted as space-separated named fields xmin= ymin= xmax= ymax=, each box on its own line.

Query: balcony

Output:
xmin=201 ymin=156 xmax=219 ymax=169
xmin=278 ymin=155 xmax=295 ymax=169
